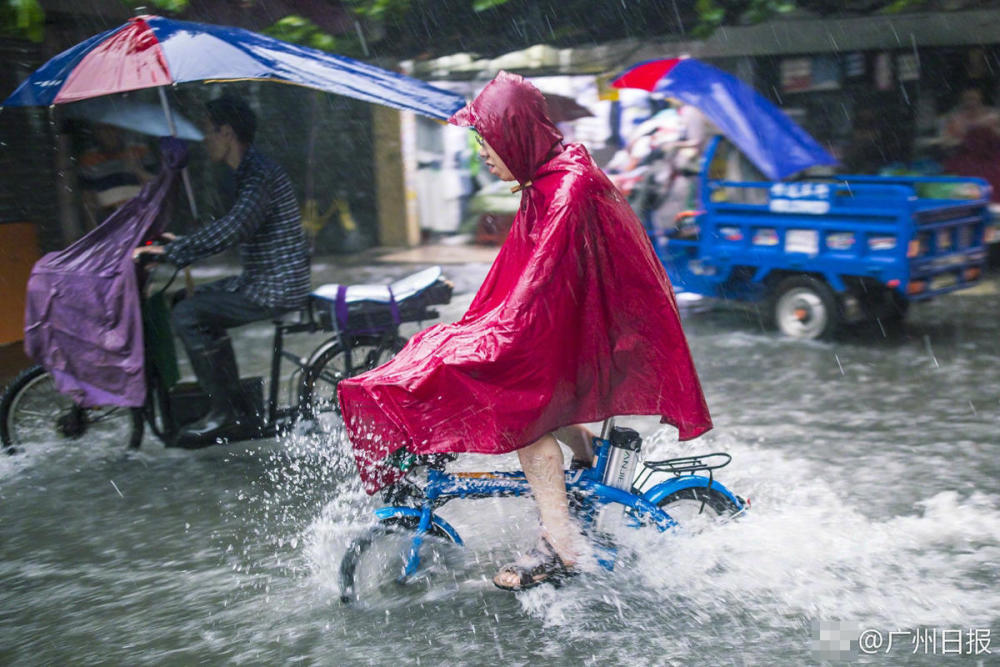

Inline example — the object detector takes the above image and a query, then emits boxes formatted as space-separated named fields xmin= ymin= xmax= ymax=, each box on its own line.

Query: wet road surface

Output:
xmin=1 ymin=259 xmax=997 ymax=665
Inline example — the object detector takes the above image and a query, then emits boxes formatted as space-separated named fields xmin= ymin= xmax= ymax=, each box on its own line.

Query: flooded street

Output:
xmin=2 ymin=260 xmax=998 ymax=665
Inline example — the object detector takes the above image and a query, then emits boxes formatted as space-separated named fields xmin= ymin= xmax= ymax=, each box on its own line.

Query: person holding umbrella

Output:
xmin=133 ymin=95 xmax=311 ymax=447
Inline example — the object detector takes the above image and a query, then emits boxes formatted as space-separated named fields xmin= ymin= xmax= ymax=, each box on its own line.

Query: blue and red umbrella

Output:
xmin=2 ymin=14 xmax=464 ymax=120
xmin=612 ymin=58 xmax=837 ymax=180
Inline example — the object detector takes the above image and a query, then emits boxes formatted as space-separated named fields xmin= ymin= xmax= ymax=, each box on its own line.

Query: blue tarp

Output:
xmin=656 ymin=59 xmax=838 ymax=180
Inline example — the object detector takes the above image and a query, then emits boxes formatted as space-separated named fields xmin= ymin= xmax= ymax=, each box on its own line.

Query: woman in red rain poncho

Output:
xmin=338 ymin=71 xmax=711 ymax=590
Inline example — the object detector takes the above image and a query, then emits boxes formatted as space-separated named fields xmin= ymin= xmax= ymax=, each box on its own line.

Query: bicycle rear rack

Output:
xmin=633 ymin=452 xmax=732 ymax=494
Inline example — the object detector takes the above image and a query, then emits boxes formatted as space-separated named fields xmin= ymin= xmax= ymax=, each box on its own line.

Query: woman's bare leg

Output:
xmin=494 ymin=433 xmax=577 ymax=588
xmin=554 ymin=424 xmax=596 ymax=466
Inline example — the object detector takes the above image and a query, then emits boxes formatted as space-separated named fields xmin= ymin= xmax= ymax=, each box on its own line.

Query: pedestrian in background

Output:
xmin=132 ymin=95 xmax=311 ymax=446
xmin=939 ymin=87 xmax=1000 ymax=149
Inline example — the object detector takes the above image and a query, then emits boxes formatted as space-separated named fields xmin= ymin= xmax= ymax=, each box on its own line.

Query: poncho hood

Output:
xmin=449 ymin=70 xmax=563 ymax=186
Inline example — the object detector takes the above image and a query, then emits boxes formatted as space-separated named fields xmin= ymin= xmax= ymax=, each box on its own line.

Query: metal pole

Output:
xmin=157 ymin=87 xmax=196 ymax=294
xmin=157 ymin=87 xmax=198 ymax=219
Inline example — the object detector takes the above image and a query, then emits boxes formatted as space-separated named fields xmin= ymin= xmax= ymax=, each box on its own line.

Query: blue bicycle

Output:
xmin=339 ymin=419 xmax=748 ymax=602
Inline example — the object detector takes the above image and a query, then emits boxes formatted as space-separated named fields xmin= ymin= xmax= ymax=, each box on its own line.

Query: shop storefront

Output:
xmin=756 ymin=45 xmax=1000 ymax=175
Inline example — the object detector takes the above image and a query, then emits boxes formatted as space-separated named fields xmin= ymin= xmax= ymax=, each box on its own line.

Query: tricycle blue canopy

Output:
xmin=612 ymin=58 xmax=837 ymax=181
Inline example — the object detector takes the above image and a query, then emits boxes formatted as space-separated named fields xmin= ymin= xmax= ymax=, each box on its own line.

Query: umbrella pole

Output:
xmin=158 ymin=88 xmax=199 ymax=219
xmin=158 ymin=87 xmax=197 ymax=294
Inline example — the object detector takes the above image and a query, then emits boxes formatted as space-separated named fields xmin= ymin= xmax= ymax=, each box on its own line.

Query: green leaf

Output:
xmin=2 ymin=0 xmax=45 ymax=41
xmin=126 ymin=0 xmax=191 ymax=14
xmin=264 ymin=14 xmax=366 ymax=56
xmin=695 ymin=0 xmax=724 ymax=22
xmin=881 ymin=0 xmax=927 ymax=14
xmin=692 ymin=0 xmax=724 ymax=36
xmin=472 ymin=0 xmax=509 ymax=11
xmin=345 ymin=0 xmax=411 ymax=21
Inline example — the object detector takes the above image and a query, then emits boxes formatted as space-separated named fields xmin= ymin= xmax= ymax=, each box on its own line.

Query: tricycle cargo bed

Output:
xmin=687 ymin=180 xmax=988 ymax=297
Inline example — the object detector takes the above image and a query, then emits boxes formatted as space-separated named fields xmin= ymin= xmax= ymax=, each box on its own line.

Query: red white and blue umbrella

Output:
xmin=612 ymin=58 xmax=837 ymax=180
xmin=2 ymin=14 xmax=464 ymax=119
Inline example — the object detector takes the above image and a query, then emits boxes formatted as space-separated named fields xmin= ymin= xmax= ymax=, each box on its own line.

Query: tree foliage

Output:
xmin=0 ymin=0 xmax=191 ymax=42
xmin=690 ymin=0 xmax=929 ymax=37
xmin=0 ymin=0 xmax=944 ymax=54
xmin=0 ymin=0 xmax=45 ymax=42
xmin=340 ymin=0 xmax=937 ymax=58
xmin=264 ymin=15 xmax=340 ymax=52
xmin=344 ymin=0 xmax=411 ymax=21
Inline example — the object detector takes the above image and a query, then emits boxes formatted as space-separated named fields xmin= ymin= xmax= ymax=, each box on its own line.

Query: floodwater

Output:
xmin=1 ymin=262 xmax=998 ymax=665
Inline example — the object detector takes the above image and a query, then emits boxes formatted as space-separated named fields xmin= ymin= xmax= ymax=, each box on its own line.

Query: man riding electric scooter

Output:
xmin=133 ymin=95 xmax=311 ymax=447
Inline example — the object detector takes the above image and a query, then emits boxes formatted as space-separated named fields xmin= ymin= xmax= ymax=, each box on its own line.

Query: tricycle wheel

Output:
xmin=770 ymin=275 xmax=841 ymax=340
xmin=298 ymin=334 xmax=407 ymax=431
xmin=0 ymin=365 xmax=143 ymax=453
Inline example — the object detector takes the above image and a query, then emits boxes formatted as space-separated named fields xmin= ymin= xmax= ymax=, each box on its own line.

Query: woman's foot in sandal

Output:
xmin=493 ymin=537 xmax=577 ymax=591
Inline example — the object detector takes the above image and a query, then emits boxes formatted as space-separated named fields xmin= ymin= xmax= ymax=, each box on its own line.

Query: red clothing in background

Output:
xmin=943 ymin=126 xmax=1000 ymax=202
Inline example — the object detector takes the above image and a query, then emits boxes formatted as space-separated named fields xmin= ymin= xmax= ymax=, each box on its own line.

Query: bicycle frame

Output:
xmin=262 ymin=312 xmax=326 ymax=431
xmin=368 ymin=423 xmax=746 ymax=578
xmin=140 ymin=286 xmax=318 ymax=441
xmin=141 ymin=268 xmax=407 ymax=443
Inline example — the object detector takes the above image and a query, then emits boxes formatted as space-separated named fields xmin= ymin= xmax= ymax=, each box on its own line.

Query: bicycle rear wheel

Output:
xmin=339 ymin=516 xmax=460 ymax=604
xmin=0 ymin=365 xmax=143 ymax=453
xmin=298 ymin=334 xmax=406 ymax=430
xmin=655 ymin=486 xmax=743 ymax=533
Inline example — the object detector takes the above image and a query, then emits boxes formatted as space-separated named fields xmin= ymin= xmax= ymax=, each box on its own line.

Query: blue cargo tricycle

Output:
xmin=654 ymin=135 xmax=991 ymax=339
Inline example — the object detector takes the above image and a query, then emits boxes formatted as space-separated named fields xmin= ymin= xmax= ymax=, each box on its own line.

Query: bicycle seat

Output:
xmin=311 ymin=266 xmax=443 ymax=305
xmin=310 ymin=267 xmax=452 ymax=333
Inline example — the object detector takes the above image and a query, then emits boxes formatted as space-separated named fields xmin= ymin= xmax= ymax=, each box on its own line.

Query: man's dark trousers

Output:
xmin=172 ymin=287 xmax=281 ymax=352
xmin=170 ymin=286 xmax=283 ymax=445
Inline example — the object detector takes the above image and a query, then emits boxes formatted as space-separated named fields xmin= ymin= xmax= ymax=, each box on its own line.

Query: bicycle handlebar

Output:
xmin=136 ymin=251 xmax=162 ymax=267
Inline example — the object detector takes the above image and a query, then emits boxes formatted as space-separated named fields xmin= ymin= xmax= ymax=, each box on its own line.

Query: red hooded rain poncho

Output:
xmin=338 ymin=71 xmax=712 ymax=493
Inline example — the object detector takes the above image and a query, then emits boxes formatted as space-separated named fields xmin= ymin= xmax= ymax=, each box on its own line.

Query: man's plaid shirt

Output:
xmin=163 ymin=147 xmax=311 ymax=310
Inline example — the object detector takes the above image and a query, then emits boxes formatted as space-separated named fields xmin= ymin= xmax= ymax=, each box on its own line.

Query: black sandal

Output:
xmin=493 ymin=538 xmax=576 ymax=592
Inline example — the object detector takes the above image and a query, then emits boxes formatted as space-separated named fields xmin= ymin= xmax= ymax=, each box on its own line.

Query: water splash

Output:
xmin=509 ymin=431 xmax=999 ymax=645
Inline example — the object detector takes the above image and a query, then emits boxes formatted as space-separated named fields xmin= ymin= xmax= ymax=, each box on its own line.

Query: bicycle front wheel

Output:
xmin=299 ymin=335 xmax=407 ymax=429
xmin=0 ymin=365 xmax=143 ymax=453
xmin=339 ymin=516 xmax=460 ymax=604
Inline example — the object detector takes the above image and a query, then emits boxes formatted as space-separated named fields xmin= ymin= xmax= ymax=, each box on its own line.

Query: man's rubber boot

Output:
xmin=173 ymin=338 xmax=255 ymax=448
